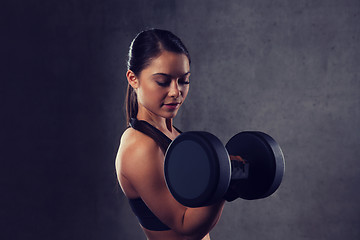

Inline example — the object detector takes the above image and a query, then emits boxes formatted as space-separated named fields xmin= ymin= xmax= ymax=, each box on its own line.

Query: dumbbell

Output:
xmin=164 ymin=131 xmax=285 ymax=207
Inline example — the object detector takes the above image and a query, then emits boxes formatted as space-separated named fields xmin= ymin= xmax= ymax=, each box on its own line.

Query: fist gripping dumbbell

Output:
xmin=164 ymin=131 xmax=285 ymax=207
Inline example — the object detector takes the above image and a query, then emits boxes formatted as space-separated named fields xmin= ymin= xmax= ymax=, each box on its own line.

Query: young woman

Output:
xmin=115 ymin=29 xmax=225 ymax=240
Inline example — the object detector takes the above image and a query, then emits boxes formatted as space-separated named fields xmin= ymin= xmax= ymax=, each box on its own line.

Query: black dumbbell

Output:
xmin=164 ymin=131 xmax=285 ymax=207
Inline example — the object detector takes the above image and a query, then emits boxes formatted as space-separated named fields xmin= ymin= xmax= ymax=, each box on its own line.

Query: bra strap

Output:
xmin=130 ymin=118 xmax=180 ymax=154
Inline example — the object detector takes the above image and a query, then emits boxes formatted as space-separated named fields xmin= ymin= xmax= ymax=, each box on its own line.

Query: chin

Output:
xmin=163 ymin=111 xmax=178 ymax=119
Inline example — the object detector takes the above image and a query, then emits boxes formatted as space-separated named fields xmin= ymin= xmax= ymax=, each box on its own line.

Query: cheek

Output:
xmin=182 ymin=87 xmax=190 ymax=99
xmin=137 ymin=85 xmax=165 ymax=106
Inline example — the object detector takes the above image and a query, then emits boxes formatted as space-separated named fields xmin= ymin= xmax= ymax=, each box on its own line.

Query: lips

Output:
xmin=164 ymin=102 xmax=181 ymax=106
xmin=163 ymin=102 xmax=181 ymax=110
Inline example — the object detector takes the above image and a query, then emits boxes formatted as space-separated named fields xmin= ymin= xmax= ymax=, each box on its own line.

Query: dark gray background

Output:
xmin=2 ymin=0 xmax=359 ymax=239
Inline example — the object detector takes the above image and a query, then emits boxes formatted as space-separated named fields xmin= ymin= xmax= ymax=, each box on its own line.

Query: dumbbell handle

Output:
xmin=223 ymin=156 xmax=250 ymax=202
xmin=229 ymin=156 xmax=249 ymax=180
xmin=224 ymin=156 xmax=249 ymax=202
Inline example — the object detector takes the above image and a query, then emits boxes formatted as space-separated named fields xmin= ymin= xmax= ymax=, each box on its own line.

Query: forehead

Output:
xmin=142 ymin=51 xmax=190 ymax=77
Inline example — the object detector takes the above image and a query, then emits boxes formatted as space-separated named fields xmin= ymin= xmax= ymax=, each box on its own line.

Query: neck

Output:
xmin=136 ymin=108 xmax=174 ymax=133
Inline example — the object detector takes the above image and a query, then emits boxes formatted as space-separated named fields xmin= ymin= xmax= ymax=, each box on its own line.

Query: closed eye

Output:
xmin=156 ymin=81 xmax=170 ymax=87
xmin=154 ymin=73 xmax=190 ymax=87
xmin=179 ymin=81 xmax=190 ymax=85
xmin=179 ymin=75 xmax=190 ymax=85
xmin=157 ymin=80 xmax=189 ymax=87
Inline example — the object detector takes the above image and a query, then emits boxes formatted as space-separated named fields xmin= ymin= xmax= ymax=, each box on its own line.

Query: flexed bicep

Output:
xmin=120 ymin=135 xmax=187 ymax=232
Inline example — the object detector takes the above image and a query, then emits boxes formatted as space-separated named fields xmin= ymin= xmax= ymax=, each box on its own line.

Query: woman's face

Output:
xmin=131 ymin=50 xmax=190 ymax=120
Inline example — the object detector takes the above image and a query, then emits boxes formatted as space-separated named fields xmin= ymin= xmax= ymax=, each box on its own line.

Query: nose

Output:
xmin=168 ymin=80 xmax=180 ymax=99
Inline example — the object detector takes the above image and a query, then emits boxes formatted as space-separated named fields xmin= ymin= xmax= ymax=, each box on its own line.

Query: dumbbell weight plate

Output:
xmin=225 ymin=131 xmax=285 ymax=200
xmin=164 ymin=132 xmax=231 ymax=207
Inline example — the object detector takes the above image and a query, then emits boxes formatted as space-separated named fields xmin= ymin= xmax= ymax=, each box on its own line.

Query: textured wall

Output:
xmin=2 ymin=0 xmax=359 ymax=240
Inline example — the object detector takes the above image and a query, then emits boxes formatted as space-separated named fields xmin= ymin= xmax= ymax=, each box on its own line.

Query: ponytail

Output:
xmin=125 ymin=84 xmax=138 ymax=126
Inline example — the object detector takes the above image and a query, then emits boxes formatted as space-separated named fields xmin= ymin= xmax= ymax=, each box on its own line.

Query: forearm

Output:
xmin=179 ymin=200 xmax=225 ymax=238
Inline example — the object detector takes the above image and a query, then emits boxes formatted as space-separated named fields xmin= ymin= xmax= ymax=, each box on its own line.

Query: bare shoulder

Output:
xmin=116 ymin=128 xmax=163 ymax=181
xmin=119 ymin=128 xmax=162 ymax=159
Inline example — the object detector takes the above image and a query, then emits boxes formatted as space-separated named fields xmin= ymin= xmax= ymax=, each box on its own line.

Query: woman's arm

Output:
xmin=117 ymin=130 xmax=225 ymax=239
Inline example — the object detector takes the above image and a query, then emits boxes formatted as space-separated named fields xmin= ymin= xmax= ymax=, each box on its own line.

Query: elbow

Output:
xmin=175 ymin=229 xmax=207 ymax=240
xmin=180 ymin=230 xmax=206 ymax=240
xmin=174 ymin=217 xmax=209 ymax=240
xmin=185 ymin=233 xmax=209 ymax=240
xmin=171 ymin=212 xmax=204 ymax=239
xmin=172 ymin=206 xmax=221 ymax=239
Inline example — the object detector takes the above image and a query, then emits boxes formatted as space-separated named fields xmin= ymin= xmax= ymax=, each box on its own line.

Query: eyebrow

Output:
xmin=152 ymin=72 xmax=191 ymax=79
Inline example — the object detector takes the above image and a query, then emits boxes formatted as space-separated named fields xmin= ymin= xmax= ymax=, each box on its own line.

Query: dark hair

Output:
xmin=125 ymin=29 xmax=191 ymax=126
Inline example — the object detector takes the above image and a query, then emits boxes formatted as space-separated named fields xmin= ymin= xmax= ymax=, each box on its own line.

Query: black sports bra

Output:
xmin=128 ymin=198 xmax=170 ymax=231
xmin=128 ymin=118 xmax=182 ymax=231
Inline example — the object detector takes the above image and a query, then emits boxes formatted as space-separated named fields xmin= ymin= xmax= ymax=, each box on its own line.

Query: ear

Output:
xmin=126 ymin=70 xmax=139 ymax=89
